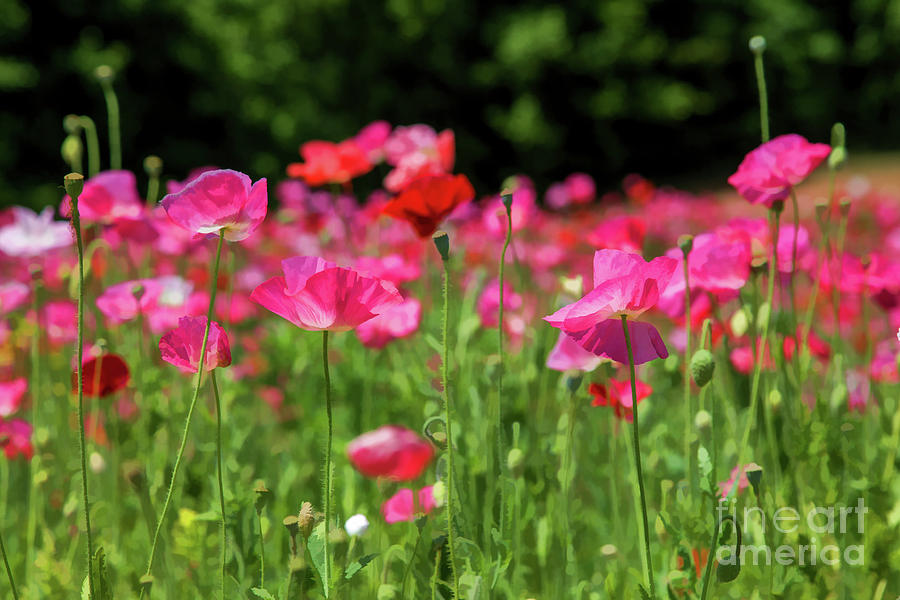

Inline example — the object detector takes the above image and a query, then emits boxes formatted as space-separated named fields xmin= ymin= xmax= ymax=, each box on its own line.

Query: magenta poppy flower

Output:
xmin=382 ymin=485 xmax=437 ymax=524
xmin=166 ymin=166 xmax=219 ymax=195
xmin=356 ymin=297 xmax=422 ymax=349
xmin=586 ymin=215 xmax=646 ymax=254
xmin=161 ymin=169 xmax=267 ymax=242
xmin=0 ymin=418 xmax=33 ymax=460
xmin=544 ymin=250 xmax=678 ymax=365
xmin=250 ymin=257 xmax=403 ymax=331
xmin=0 ymin=281 xmax=29 ymax=316
xmin=0 ymin=207 xmax=72 ymax=257
xmin=96 ymin=278 xmax=164 ymax=324
xmin=41 ymin=301 xmax=79 ymax=345
xmin=727 ymin=134 xmax=831 ymax=208
xmin=347 ymin=425 xmax=434 ymax=481
xmin=564 ymin=172 xmax=596 ymax=205
xmin=354 ymin=120 xmax=391 ymax=163
xmin=61 ymin=170 xmax=144 ymax=224
xmin=159 ymin=316 xmax=232 ymax=374
xmin=382 ymin=125 xmax=454 ymax=192
xmin=546 ymin=331 xmax=605 ymax=372
xmin=0 ymin=378 xmax=26 ymax=417
xmin=477 ymin=279 xmax=523 ymax=328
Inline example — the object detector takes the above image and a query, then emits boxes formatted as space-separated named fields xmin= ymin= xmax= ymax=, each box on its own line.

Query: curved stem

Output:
xmin=322 ymin=330 xmax=334 ymax=596
xmin=211 ymin=370 xmax=227 ymax=599
xmin=141 ymin=230 xmax=225 ymax=590
xmin=0 ymin=526 xmax=18 ymax=600
xmin=439 ymin=257 xmax=460 ymax=599
xmin=80 ymin=116 xmax=100 ymax=178
xmin=71 ymin=182 xmax=96 ymax=599
xmin=493 ymin=199 xmax=513 ymax=532
xmin=621 ymin=315 xmax=656 ymax=598
xmin=682 ymin=248 xmax=695 ymax=496
xmin=753 ymin=48 xmax=769 ymax=143
xmin=101 ymin=81 xmax=121 ymax=170
xmin=733 ymin=209 xmax=780 ymax=497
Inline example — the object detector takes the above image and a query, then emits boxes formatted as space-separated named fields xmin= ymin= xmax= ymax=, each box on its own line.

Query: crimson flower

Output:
xmin=347 ymin=425 xmax=434 ymax=481
xmin=589 ymin=378 xmax=652 ymax=422
xmin=286 ymin=140 xmax=373 ymax=187
xmin=382 ymin=174 xmax=474 ymax=237
xmin=73 ymin=353 xmax=131 ymax=398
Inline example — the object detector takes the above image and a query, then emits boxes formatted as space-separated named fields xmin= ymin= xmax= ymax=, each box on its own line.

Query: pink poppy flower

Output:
xmin=727 ymin=134 xmax=831 ymax=208
xmin=159 ymin=316 xmax=232 ymax=374
xmin=61 ymin=170 xmax=144 ymax=224
xmin=589 ymin=378 xmax=652 ymax=422
xmin=356 ymin=297 xmax=422 ymax=349
xmin=0 ymin=207 xmax=72 ymax=257
xmin=96 ymin=279 xmax=163 ymax=324
xmin=383 ymin=125 xmax=454 ymax=192
xmin=166 ymin=166 xmax=218 ymax=195
xmin=481 ymin=178 xmax=537 ymax=238
xmin=719 ymin=463 xmax=761 ymax=498
xmin=161 ymin=169 xmax=268 ymax=242
xmin=355 ymin=254 xmax=422 ymax=286
xmin=0 ymin=418 xmax=33 ymax=459
xmin=250 ymin=257 xmax=403 ymax=331
xmin=544 ymin=250 xmax=678 ymax=365
xmin=776 ymin=225 xmax=814 ymax=274
xmin=0 ymin=378 xmax=26 ymax=417
xmin=477 ymin=279 xmax=522 ymax=328
xmin=586 ymin=215 xmax=646 ymax=253
xmin=347 ymin=425 xmax=434 ymax=480
xmin=42 ymin=300 xmax=79 ymax=345
xmin=546 ymin=331 xmax=605 ymax=372
xmin=0 ymin=281 xmax=29 ymax=316
xmin=382 ymin=485 xmax=437 ymax=524
xmin=354 ymin=120 xmax=392 ymax=163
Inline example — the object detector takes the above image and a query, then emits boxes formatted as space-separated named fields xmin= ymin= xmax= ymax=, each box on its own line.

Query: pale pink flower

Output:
xmin=0 ymin=207 xmax=72 ymax=257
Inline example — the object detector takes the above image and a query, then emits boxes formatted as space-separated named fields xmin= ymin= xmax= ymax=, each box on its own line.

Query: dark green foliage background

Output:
xmin=1 ymin=0 xmax=895 ymax=207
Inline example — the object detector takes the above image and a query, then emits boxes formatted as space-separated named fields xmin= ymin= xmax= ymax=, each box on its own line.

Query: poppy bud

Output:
xmin=690 ymin=349 xmax=715 ymax=387
xmin=507 ymin=447 xmax=525 ymax=478
xmin=122 ymin=460 xmax=146 ymax=490
xmin=730 ymin=308 xmax=749 ymax=337
xmin=61 ymin=135 xmax=83 ymax=166
xmin=600 ymin=544 xmax=618 ymax=559
xmin=767 ymin=389 xmax=782 ymax=411
xmin=694 ymin=409 xmax=712 ymax=431
xmin=139 ymin=575 xmax=154 ymax=595
xmin=677 ymin=234 xmax=694 ymax=255
xmin=432 ymin=231 xmax=450 ymax=261
xmin=814 ymin=201 xmax=828 ymax=225
xmin=64 ymin=172 xmax=84 ymax=200
xmin=63 ymin=114 xmax=83 ymax=134
xmin=144 ymin=155 xmax=163 ymax=177
xmin=565 ymin=373 xmax=582 ymax=393
xmin=282 ymin=515 xmax=299 ymax=538
xmin=830 ymin=122 xmax=846 ymax=150
xmin=839 ymin=198 xmax=851 ymax=218
xmin=749 ymin=35 xmax=767 ymax=54
xmin=828 ymin=147 xmax=847 ymax=171
xmin=431 ymin=481 xmax=447 ymax=507
xmin=94 ymin=65 xmax=115 ymax=83
xmin=770 ymin=199 xmax=785 ymax=215
xmin=501 ymin=192 xmax=513 ymax=212
xmin=253 ymin=480 xmax=270 ymax=513
xmin=297 ymin=501 xmax=315 ymax=539
xmin=745 ymin=464 xmax=763 ymax=496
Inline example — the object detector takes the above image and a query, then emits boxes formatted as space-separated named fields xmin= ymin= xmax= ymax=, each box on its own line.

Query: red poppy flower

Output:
xmin=73 ymin=354 xmax=131 ymax=398
xmin=286 ymin=140 xmax=373 ymax=187
xmin=347 ymin=425 xmax=434 ymax=481
xmin=588 ymin=378 xmax=652 ymax=422
xmin=382 ymin=174 xmax=474 ymax=237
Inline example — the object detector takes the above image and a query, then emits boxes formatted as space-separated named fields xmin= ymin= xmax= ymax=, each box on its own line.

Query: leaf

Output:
xmin=638 ymin=583 xmax=652 ymax=600
xmin=90 ymin=546 xmax=113 ymax=600
xmin=344 ymin=553 xmax=378 ymax=580
xmin=308 ymin=522 xmax=329 ymax=597
xmin=250 ymin=588 xmax=277 ymax=600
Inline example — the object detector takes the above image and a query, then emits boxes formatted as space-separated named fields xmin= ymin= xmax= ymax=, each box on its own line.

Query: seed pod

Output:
xmin=690 ymin=349 xmax=715 ymax=387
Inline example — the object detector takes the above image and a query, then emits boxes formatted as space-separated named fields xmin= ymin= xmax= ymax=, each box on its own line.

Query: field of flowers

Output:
xmin=1 ymin=40 xmax=899 ymax=600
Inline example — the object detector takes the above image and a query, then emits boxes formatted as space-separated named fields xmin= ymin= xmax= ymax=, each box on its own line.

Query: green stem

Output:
xmin=561 ymin=384 xmax=578 ymax=591
xmin=620 ymin=315 xmax=656 ymax=598
xmin=494 ymin=197 xmax=513 ymax=533
xmin=25 ymin=277 xmax=41 ymax=590
xmin=322 ymin=330 xmax=334 ymax=597
xmin=733 ymin=208 xmax=780 ymax=497
xmin=0 ymin=526 xmax=18 ymax=600
xmin=753 ymin=45 xmax=770 ymax=143
xmin=80 ymin=116 xmax=101 ymax=178
xmin=211 ymin=371 xmax=227 ymax=599
xmin=400 ymin=522 xmax=423 ymax=598
xmin=682 ymin=247 xmax=695 ymax=496
xmin=70 ymin=180 xmax=96 ymax=599
xmin=439 ymin=256 xmax=461 ymax=599
xmin=256 ymin=510 xmax=265 ymax=589
xmin=789 ymin=190 xmax=800 ymax=331
xmin=141 ymin=230 xmax=225 ymax=590
xmin=101 ymin=81 xmax=121 ymax=170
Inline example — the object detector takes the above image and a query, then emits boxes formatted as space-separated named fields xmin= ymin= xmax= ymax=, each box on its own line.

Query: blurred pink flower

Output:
xmin=250 ymin=257 xmax=402 ymax=331
xmin=546 ymin=331 xmax=605 ymax=372
xmin=0 ymin=417 xmax=33 ymax=459
xmin=477 ymin=279 xmax=522 ymax=328
xmin=382 ymin=485 xmax=437 ymax=524
xmin=347 ymin=425 xmax=434 ymax=481
xmin=354 ymin=120 xmax=392 ymax=163
xmin=61 ymin=170 xmax=144 ymax=224
xmin=545 ymin=250 xmax=677 ymax=365
xmin=42 ymin=300 xmax=79 ymax=345
xmin=286 ymin=140 xmax=373 ymax=187
xmin=97 ymin=278 xmax=163 ymax=324
xmin=0 ymin=207 xmax=72 ymax=257
xmin=161 ymin=169 xmax=267 ymax=242
xmin=719 ymin=463 xmax=760 ymax=498
xmin=159 ymin=316 xmax=232 ymax=374
xmin=383 ymin=125 xmax=454 ymax=192
xmin=728 ymin=134 xmax=830 ymax=208
xmin=356 ymin=296 xmax=422 ymax=349
xmin=0 ymin=281 xmax=29 ymax=316
xmin=166 ymin=166 xmax=218 ymax=195
xmin=586 ymin=215 xmax=646 ymax=253
xmin=0 ymin=378 xmax=26 ymax=417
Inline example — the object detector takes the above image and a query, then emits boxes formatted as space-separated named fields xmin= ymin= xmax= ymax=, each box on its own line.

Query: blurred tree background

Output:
xmin=1 ymin=0 xmax=896 ymax=208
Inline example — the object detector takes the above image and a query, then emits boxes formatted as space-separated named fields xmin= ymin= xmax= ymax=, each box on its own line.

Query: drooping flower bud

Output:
xmin=432 ymin=230 xmax=450 ymax=261
xmin=690 ymin=349 xmax=715 ymax=387
xmin=749 ymin=35 xmax=767 ymax=54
